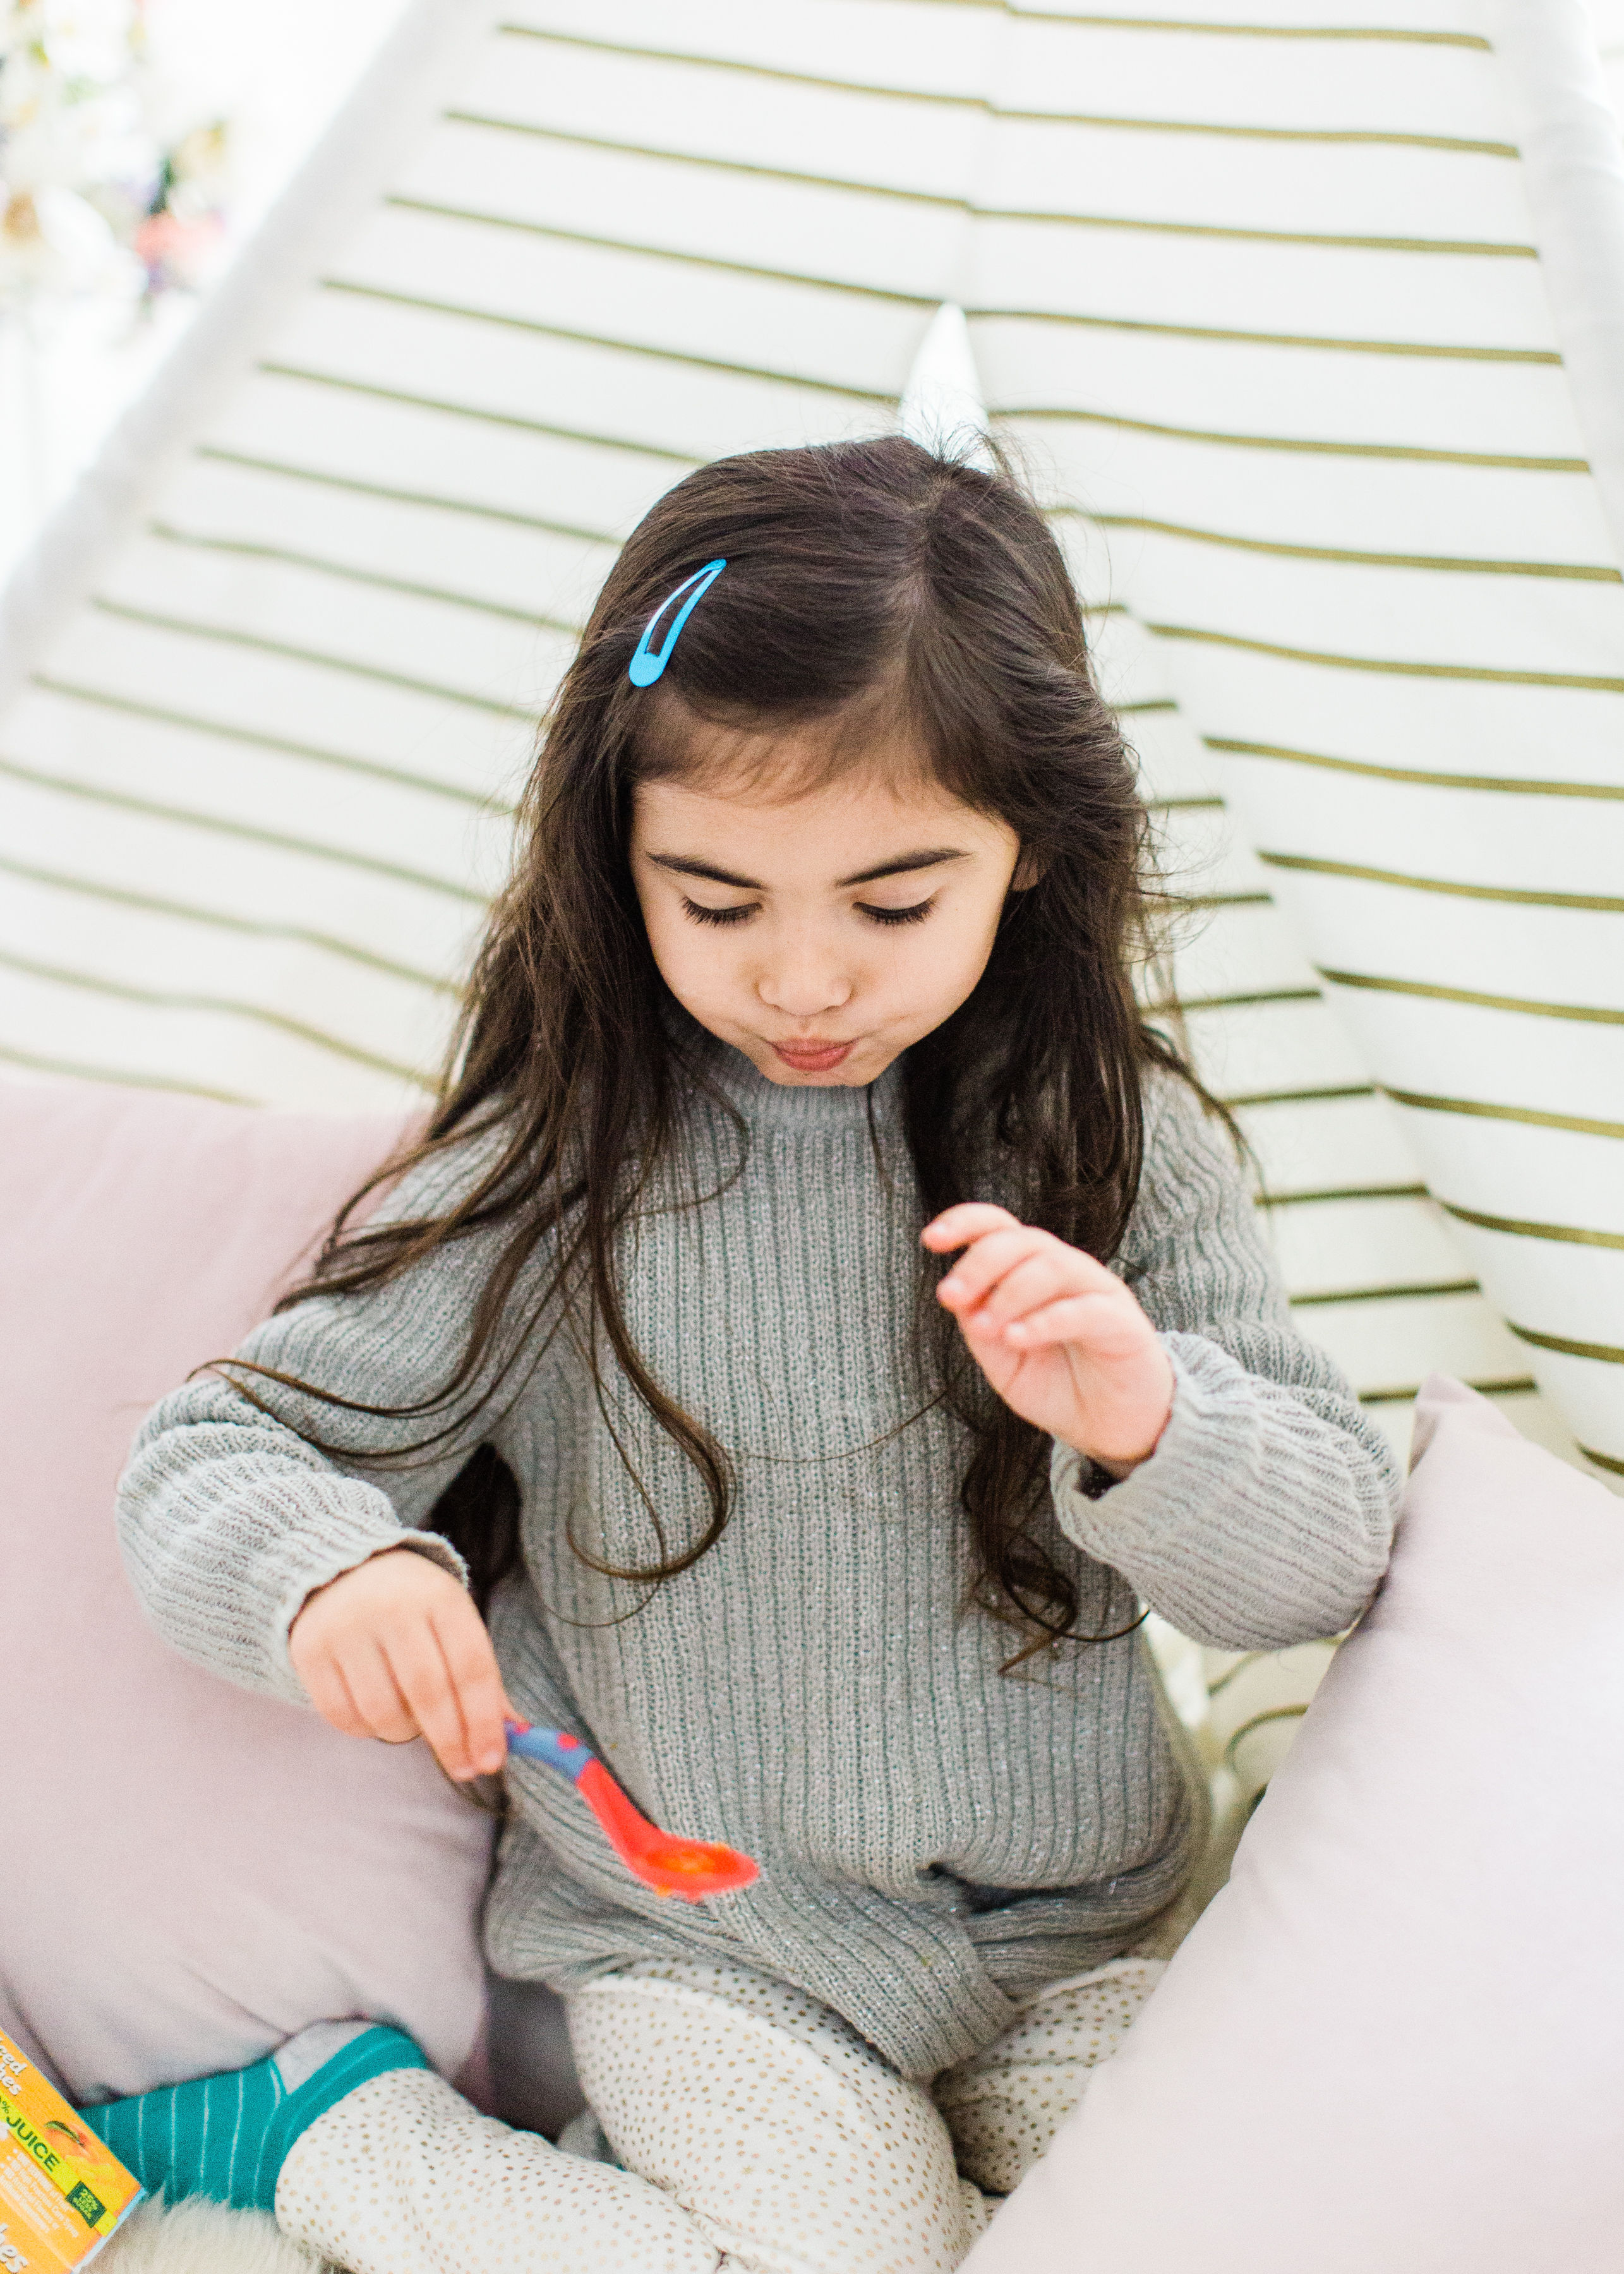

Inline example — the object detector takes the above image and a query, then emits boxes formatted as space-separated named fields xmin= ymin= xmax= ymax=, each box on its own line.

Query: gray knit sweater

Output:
xmin=117 ymin=1045 xmax=1400 ymax=2078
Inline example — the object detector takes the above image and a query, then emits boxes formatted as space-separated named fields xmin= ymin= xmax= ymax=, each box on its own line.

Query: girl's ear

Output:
xmin=1011 ymin=847 xmax=1047 ymax=891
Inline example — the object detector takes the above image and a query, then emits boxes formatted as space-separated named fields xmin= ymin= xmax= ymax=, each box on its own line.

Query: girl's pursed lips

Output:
xmin=772 ymin=1036 xmax=856 ymax=1066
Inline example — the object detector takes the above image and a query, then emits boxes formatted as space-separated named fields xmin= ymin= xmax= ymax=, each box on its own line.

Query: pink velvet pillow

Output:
xmin=965 ymin=1376 xmax=1624 ymax=2272
xmin=0 ymin=1080 xmax=495 ymax=2107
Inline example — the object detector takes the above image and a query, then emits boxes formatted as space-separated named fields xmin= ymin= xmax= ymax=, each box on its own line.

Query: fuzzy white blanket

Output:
xmin=101 ymin=2198 xmax=325 ymax=2274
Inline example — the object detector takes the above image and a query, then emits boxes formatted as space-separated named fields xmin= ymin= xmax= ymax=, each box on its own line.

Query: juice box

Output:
xmin=0 ymin=2033 xmax=142 ymax=2273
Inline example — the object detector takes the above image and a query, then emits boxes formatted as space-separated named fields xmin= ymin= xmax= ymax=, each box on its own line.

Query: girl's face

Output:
xmin=630 ymin=735 xmax=1025 ymax=1086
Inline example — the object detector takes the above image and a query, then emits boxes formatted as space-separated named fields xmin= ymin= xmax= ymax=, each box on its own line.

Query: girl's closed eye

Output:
xmin=682 ymin=897 xmax=756 ymax=927
xmin=858 ymin=896 xmax=935 ymax=927
xmin=681 ymin=894 xmax=937 ymax=929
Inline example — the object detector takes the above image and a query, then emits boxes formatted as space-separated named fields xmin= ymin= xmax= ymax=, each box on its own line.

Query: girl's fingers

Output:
xmin=287 ymin=1553 xmax=509 ymax=1779
xmin=430 ymin=1599 xmax=512 ymax=1776
xmin=385 ymin=1620 xmax=482 ymax=1781
xmin=936 ymin=1227 xmax=1052 ymax=1310
xmin=337 ymin=1635 xmax=423 ymax=1749
xmin=297 ymin=1648 xmax=373 ymax=1742
xmin=1001 ymin=1292 xmax=1146 ymax=1354
xmin=327 ymin=1659 xmax=381 ymax=1742
xmin=952 ymin=1248 xmax=1074 ymax=1331
xmin=921 ymin=1202 xmax=1021 ymax=1252
xmin=939 ymin=1227 xmax=1113 ymax=1316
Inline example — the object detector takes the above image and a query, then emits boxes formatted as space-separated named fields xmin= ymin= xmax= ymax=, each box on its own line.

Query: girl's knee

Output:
xmin=567 ymin=1967 xmax=985 ymax=2273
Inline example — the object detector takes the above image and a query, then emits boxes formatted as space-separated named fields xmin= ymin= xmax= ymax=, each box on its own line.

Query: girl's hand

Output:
xmin=289 ymin=1547 xmax=516 ymax=1781
xmin=923 ymin=1204 xmax=1174 ymax=1476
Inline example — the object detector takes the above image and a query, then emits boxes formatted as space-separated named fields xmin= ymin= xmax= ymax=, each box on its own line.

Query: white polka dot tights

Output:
xmin=274 ymin=1956 xmax=1163 ymax=2274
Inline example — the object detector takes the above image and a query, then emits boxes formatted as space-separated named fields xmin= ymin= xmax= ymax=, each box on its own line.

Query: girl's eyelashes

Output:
xmin=682 ymin=898 xmax=755 ymax=927
xmin=679 ymin=895 xmax=938 ymax=929
xmin=859 ymin=896 xmax=936 ymax=927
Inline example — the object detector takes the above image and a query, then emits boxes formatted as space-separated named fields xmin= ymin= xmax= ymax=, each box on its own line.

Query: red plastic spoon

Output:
xmin=504 ymin=1720 xmax=759 ymax=1901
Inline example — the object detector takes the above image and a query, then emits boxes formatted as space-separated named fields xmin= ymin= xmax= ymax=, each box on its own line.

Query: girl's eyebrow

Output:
xmin=646 ymin=849 xmax=968 ymax=891
xmin=839 ymin=848 xmax=968 ymax=887
xmin=647 ymin=854 xmax=762 ymax=889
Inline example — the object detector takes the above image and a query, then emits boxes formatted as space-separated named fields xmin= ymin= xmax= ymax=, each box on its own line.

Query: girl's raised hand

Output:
xmin=289 ymin=1546 xmax=516 ymax=1782
xmin=923 ymin=1204 xmax=1174 ymax=1476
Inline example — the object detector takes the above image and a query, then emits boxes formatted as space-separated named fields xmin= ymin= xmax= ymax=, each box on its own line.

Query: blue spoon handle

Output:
xmin=504 ymin=1719 xmax=594 ymax=1784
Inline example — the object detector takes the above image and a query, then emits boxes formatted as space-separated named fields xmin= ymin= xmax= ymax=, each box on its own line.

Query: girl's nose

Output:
xmin=757 ymin=957 xmax=853 ymax=1019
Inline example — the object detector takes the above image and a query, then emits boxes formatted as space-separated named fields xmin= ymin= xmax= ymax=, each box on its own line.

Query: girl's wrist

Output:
xmin=1069 ymin=1437 xmax=1157 ymax=1484
xmin=1062 ymin=1352 xmax=1176 ymax=1480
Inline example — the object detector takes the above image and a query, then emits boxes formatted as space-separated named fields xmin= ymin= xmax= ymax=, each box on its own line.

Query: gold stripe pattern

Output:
xmin=250 ymin=367 xmax=701 ymax=464
xmin=875 ymin=6 xmax=1490 ymax=42
xmin=1207 ymin=737 xmax=1624 ymax=800
xmin=320 ymin=279 xmax=898 ymax=405
xmin=1145 ymin=985 xmax=1323 ymax=1011
xmin=0 ymin=944 xmax=436 ymax=1088
xmin=145 ymin=522 xmax=586 ymax=635
xmin=1260 ymin=851 xmax=1624 ymax=915
xmin=375 ymin=195 xmax=1528 ymax=387
xmin=1223 ymin=1704 xmax=1309 ymax=1769
xmin=32 ymin=676 xmax=506 ymax=812
xmin=1510 ymin=1323 xmax=1624 ymax=1367
xmin=1383 ymin=1088 xmax=1624 ymax=1141
xmin=1003 ymin=213 xmax=1531 ymax=254
xmin=1440 ymin=1201 xmax=1624 ymax=1252
xmin=502 ymin=16 xmax=1496 ymax=94
xmin=0 ymin=752 xmax=489 ymax=903
xmin=194 ymin=447 xmax=623 ymax=544
xmin=1086 ymin=512 xmax=1618 ymax=581
xmin=386 ymin=195 xmax=935 ymax=308
xmin=0 ymin=851 xmax=457 ymax=996
xmin=1359 ymin=1375 xmax=1536 ymax=1403
xmin=390 ymin=177 xmax=1534 ymax=278
xmin=460 ymin=90 xmax=1515 ymax=159
xmin=0 ymin=1037 xmax=251 ymax=1104
xmin=1011 ymin=401 xmax=1580 ymax=467
xmin=1257 ymin=1182 xmax=1429 ymax=1205
xmin=1319 ymin=969 xmax=1624 ymax=1027
xmin=1150 ymin=622 xmax=1624 ymax=693
xmin=990 ymin=321 xmax=1559 ymax=366
xmin=91 ymin=596 xmax=538 ymax=718
xmin=1224 ymin=1083 xmax=1378 ymax=1107
xmin=1290 ymin=1278 xmax=1480 ymax=1306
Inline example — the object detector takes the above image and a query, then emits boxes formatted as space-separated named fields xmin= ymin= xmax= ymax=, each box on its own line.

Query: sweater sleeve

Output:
xmin=1049 ymin=1068 xmax=1402 ymax=1649
xmin=116 ymin=1137 xmax=556 ymax=1707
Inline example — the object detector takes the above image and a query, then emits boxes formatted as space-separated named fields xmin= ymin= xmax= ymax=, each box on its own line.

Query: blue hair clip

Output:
xmin=628 ymin=558 xmax=726 ymax=687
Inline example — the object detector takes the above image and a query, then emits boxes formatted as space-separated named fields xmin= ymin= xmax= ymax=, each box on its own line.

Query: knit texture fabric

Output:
xmin=117 ymin=1047 xmax=1400 ymax=2078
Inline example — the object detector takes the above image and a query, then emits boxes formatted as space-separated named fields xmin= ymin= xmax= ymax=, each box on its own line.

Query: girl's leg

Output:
xmin=273 ymin=2064 xmax=726 ymax=2274
xmin=568 ymin=1958 xmax=992 ymax=2274
xmin=85 ymin=2021 xmax=719 ymax=2274
xmin=932 ymin=1958 xmax=1165 ymax=2198
xmin=275 ymin=1959 xmax=990 ymax=2274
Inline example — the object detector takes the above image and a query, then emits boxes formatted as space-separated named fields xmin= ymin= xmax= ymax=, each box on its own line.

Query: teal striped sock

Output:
xmin=80 ymin=2021 xmax=427 ymax=2213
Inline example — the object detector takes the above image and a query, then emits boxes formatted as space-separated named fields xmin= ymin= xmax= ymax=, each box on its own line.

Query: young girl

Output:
xmin=94 ymin=437 xmax=1399 ymax=2272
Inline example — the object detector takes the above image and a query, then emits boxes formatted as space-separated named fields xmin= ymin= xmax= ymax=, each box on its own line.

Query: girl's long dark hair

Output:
xmin=227 ymin=435 xmax=1225 ymax=1663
